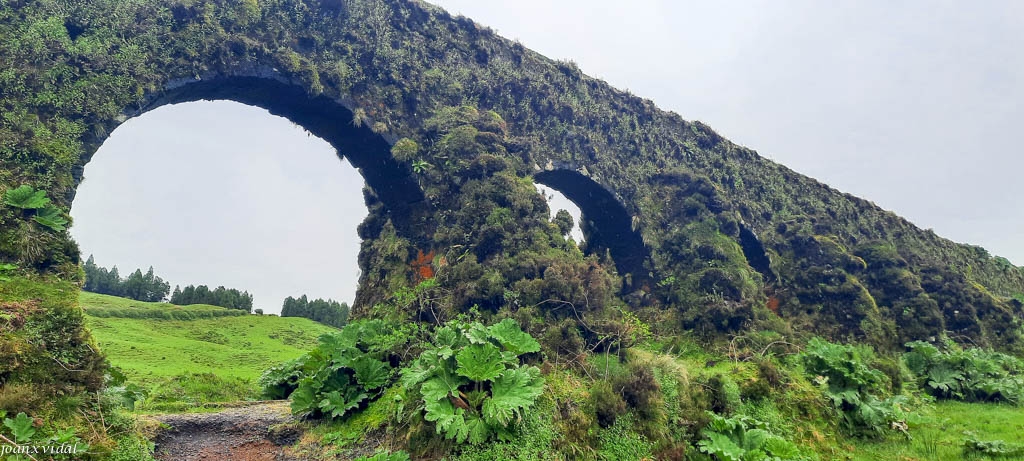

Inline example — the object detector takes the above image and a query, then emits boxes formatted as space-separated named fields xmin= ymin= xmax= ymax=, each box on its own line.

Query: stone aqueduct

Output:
xmin=2 ymin=0 xmax=1023 ymax=348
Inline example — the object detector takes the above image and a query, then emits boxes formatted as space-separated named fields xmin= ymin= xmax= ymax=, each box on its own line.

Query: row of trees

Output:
xmin=281 ymin=295 xmax=349 ymax=328
xmin=82 ymin=255 xmax=170 ymax=302
xmin=171 ymin=285 xmax=254 ymax=312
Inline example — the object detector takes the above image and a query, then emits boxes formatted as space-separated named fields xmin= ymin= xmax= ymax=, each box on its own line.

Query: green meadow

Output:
xmin=80 ymin=292 xmax=336 ymax=409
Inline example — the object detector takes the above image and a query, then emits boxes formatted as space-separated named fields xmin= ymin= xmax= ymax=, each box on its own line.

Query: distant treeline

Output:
xmin=171 ymin=285 xmax=253 ymax=313
xmin=281 ymin=295 xmax=349 ymax=328
xmin=83 ymin=255 xmax=170 ymax=302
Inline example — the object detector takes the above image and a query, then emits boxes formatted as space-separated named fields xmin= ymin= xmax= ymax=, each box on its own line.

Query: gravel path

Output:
xmin=151 ymin=401 xmax=307 ymax=461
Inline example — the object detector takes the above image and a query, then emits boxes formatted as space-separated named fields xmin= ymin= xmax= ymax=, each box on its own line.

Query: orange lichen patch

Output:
xmin=766 ymin=296 xmax=781 ymax=315
xmin=412 ymin=249 xmax=436 ymax=281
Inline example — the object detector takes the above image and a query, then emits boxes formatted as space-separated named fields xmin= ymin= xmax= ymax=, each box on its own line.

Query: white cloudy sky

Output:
xmin=71 ymin=1 xmax=1024 ymax=313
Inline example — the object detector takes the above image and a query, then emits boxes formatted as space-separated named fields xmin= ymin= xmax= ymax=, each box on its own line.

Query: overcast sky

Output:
xmin=71 ymin=1 xmax=1024 ymax=313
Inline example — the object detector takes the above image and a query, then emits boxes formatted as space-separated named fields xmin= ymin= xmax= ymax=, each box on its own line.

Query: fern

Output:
xmin=3 ymin=185 xmax=49 ymax=210
xmin=403 ymin=319 xmax=544 ymax=444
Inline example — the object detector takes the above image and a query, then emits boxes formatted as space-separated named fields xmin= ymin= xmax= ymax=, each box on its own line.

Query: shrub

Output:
xmin=591 ymin=381 xmax=626 ymax=428
xmin=696 ymin=413 xmax=802 ymax=461
xmin=402 ymin=319 xmax=544 ymax=444
xmin=287 ymin=320 xmax=399 ymax=419
xmin=613 ymin=360 xmax=665 ymax=426
xmin=258 ymin=356 xmax=308 ymax=400
xmin=707 ymin=374 xmax=742 ymax=415
xmin=963 ymin=432 xmax=1024 ymax=458
xmin=904 ymin=340 xmax=1024 ymax=404
xmin=800 ymin=338 xmax=907 ymax=436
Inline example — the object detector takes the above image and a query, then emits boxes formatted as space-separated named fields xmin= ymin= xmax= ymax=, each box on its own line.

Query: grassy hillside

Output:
xmin=81 ymin=292 xmax=336 ymax=409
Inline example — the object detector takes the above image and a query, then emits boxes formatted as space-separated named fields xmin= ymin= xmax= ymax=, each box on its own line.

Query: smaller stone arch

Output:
xmin=533 ymin=169 xmax=648 ymax=287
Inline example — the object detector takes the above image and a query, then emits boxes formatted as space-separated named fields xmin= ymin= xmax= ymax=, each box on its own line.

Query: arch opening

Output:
xmin=76 ymin=76 xmax=429 ymax=237
xmin=533 ymin=169 xmax=648 ymax=285
xmin=738 ymin=223 xmax=775 ymax=282
xmin=71 ymin=100 xmax=372 ymax=313
xmin=534 ymin=183 xmax=585 ymax=243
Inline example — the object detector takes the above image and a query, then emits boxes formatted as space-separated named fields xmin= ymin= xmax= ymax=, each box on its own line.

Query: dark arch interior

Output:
xmin=738 ymin=224 xmax=774 ymax=281
xmin=125 ymin=76 xmax=428 ymax=236
xmin=534 ymin=170 xmax=648 ymax=286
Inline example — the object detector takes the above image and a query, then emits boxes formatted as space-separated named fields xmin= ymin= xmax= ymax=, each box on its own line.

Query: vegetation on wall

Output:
xmin=0 ymin=0 xmax=1020 ymax=353
xmin=1 ymin=0 xmax=1024 ymax=458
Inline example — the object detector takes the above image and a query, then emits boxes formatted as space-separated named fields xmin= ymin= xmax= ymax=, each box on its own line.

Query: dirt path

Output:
xmin=150 ymin=401 xmax=307 ymax=461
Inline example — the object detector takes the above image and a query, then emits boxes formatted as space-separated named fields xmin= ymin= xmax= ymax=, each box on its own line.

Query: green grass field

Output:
xmin=80 ymin=292 xmax=336 ymax=409
xmin=847 ymin=401 xmax=1024 ymax=460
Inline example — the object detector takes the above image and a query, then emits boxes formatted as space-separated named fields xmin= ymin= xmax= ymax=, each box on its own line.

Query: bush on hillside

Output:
xmin=259 ymin=320 xmax=412 ymax=420
xmin=800 ymin=338 xmax=908 ymax=436
xmin=904 ymin=340 xmax=1024 ymax=404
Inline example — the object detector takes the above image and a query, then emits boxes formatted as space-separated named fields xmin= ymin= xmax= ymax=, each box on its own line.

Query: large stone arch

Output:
xmin=78 ymin=74 xmax=432 ymax=237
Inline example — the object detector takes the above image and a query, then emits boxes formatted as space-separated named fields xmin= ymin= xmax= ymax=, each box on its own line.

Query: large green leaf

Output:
xmin=318 ymin=387 xmax=368 ymax=419
xmin=350 ymin=355 xmax=392 ymax=390
xmin=763 ymin=436 xmax=800 ymax=458
xmin=698 ymin=431 xmax=745 ymax=461
xmin=33 ymin=205 xmax=68 ymax=231
xmin=456 ymin=343 xmax=505 ymax=382
xmin=433 ymin=325 xmax=464 ymax=350
xmin=3 ymin=412 xmax=36 ymax=443
xmin=0 ymin=263 xmax=15 ymax=283
xmin=421 ymin=372 xmax=467 ymax=403
xmin=3 ymin=185 xmax=49 ymax=210
xmin=481 ymin=366 xmax=544 ymax=426
xmin=401 ymin=358 xmax=435 ymax=388
xmin=319 ymin=330 xmax=359 ymax=358
xmin=424 ymin=398 xmax=469 ymax=443
xmin=487 ymin=318 xmax=540 ymax=355
xmin=290 ymin=381 xmax=318 ymax=414
xmin=927 ymin=364 xmax=963 ymax=395
xmin=465 ymin=322 xmax=491 ymax=345
xmin=464 ymin=415 xmax=491 ymax=444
